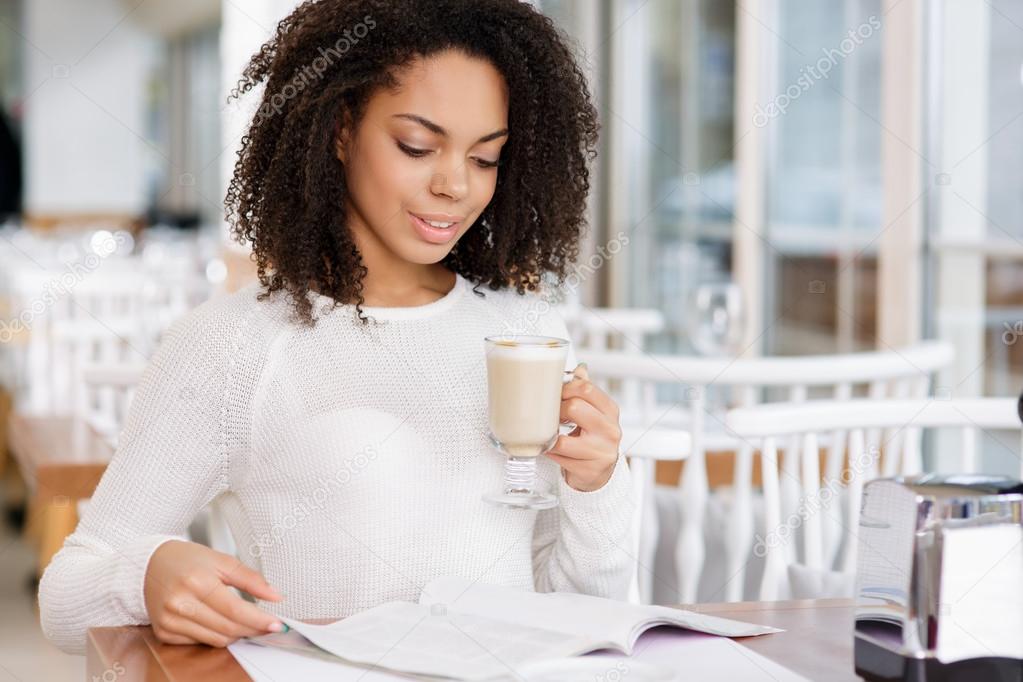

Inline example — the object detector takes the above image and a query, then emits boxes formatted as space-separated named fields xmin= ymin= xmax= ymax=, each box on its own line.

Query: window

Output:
xmin=925 ymin=0 xmax=1023 ymax=476
xmin=764 ymin=0 xmax=883 ymax=355
xmin=607 ymin=0 xmax=737 ymax=354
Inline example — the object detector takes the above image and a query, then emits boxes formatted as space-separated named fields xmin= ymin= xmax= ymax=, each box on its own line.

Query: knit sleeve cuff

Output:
xmin=556 ymin=452 xmax=634 ymax=537
xmin=113 ymin=535 xmax=185 ymax=623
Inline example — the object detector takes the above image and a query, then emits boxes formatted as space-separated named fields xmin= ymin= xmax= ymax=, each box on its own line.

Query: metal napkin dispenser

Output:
xmin=854 ymin=474 xmax=1023 ymax=681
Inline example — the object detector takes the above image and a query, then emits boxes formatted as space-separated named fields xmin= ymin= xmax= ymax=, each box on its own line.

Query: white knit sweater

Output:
xmin=38 ymin=272 xmax=636 ymax=654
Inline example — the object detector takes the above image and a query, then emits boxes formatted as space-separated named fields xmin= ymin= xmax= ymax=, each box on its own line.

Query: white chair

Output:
xmin=78 ymin=362 xmax=147 ymax=446
xmin=3 ymin=263 xmax=153 ymax=415
xmin=72 ymin=362 xmax=148 ymax=521
xmin=580 ymin=341 xmax=955 ymax=603
xmin=560 ymin=306 xmax=666 ymax=352
xmin=0 ymin=227 xmax=207 ymax=415
xmin=725 ymin=397 xmax=1023 ymax=600
xmin=49 ymin=315 xmax=149 ymax=416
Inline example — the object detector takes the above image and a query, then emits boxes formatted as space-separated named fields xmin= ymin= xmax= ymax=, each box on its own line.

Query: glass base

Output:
xmin=483 ymin=454 xmax=559 ymax=510
xmin=482 ymin=490 xmax=559 ymax=510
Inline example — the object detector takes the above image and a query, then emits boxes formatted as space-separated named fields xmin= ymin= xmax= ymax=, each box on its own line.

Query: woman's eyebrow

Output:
xmin=392 ymin=113 xmax=508 ymax=143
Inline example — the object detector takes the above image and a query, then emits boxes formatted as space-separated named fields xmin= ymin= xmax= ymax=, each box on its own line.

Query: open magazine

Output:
xmin=247 ymin=576 xmax=782 ymax=681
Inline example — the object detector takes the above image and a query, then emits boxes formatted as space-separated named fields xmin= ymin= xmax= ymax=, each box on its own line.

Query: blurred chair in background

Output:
xmin=725 ymin=397 xmax=1023 ymax=600
xmin=581 ymin=341 xmax=954 ymax=604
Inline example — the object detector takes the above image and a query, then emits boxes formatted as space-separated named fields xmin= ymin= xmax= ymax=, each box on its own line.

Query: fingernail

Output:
xmin=268 ymin=621 xmax=284 ymax=632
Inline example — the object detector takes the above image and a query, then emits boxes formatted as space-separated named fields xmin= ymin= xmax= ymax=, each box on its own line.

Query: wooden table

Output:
xmin=87 ymin=598 xmax=861 ymax=681
xmin=7 ymin=413 xmax=113 ymax=576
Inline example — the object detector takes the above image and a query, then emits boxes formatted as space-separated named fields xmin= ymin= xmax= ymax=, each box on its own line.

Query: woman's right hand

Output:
xmin=143 ymin=540 xmax=285 ymax=647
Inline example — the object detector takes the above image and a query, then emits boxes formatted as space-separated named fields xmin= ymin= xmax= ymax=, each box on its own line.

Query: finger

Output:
xmin=152 ymin=626 xmax=198 ymax=646
xmin=215 ymin=556 xmax=282 ymax=602
xmin=546 ymin=450 xmax=586 ymax=466
xmin=549 ymin=431 xmax=604 ymax=459
xmin=205 ymin=584 xmax=284 ymax=634
xmin=546 ymin=450 xmax=611 ymax=475
xmin=562 ymin=378 xmax=618 ymax=419
xmin=179 ymin=598 xmax=272 ymax=640
xmin=561 ymin=396 xmax=617 ymax=439
xmin=159 ymin=614 xmax=237 ymax=648
xmin=548 ymin=452 xmax=615 ymax=490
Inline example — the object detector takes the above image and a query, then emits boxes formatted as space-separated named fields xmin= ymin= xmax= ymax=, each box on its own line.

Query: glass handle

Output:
xmin=560 ymin=369 xmax=579 ymax=435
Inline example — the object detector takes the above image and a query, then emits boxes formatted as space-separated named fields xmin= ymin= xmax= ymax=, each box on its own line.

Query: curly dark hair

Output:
xmin=224 ymin=0 xmax=599 ymax=325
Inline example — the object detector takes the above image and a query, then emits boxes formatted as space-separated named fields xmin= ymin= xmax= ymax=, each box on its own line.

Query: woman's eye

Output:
xmin=397 ymin=141 xmax=500 ymax=169
xmin=397 ymin=141 xmax=431 ymax=158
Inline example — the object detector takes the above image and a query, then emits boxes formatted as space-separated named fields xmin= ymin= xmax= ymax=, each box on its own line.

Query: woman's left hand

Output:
xmin=546 ymin=363 xmax=622 ymax=492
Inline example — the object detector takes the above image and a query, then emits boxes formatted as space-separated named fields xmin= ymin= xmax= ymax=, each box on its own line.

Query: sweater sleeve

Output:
xmin=527 ymin=297 xmax=637 ymax=599
xmin=38 ymin=298 xmax=252 ymax=654
xmin=532 ymin=452 xmax=636 ymax=599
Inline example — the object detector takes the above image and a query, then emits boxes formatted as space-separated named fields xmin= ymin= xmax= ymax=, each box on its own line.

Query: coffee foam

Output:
xmin=485 ymin=336 xmax=568 ymax=360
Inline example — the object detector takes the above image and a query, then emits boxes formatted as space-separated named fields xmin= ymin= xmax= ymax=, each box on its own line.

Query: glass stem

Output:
xmin=503 ymin=456 xmax=537 ymax=494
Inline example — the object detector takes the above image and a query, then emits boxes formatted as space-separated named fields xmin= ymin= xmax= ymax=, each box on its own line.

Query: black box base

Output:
xmin=855 ymin=635 xmax=1023 ymax=682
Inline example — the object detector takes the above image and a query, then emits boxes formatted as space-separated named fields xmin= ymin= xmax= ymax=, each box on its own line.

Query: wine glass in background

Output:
xmin=686 ymin=281 xmax=746 ymax=415
xmin=686 ymin=281 xmax=746 ymax=357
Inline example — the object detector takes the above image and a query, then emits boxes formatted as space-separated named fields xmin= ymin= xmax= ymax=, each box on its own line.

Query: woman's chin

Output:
xmin=396 ymin=239 xmax=458 ymax=265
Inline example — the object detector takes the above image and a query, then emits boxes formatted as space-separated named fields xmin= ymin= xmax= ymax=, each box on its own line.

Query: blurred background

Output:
xmin=0 ymin=0 xmax=1021 ymax=677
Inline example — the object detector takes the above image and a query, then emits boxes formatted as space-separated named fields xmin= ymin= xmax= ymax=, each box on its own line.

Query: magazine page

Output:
xmin=280 ymin=601 xmax=610 ymax=681
xmin=419 ymin=576 xmax=783 ymax=653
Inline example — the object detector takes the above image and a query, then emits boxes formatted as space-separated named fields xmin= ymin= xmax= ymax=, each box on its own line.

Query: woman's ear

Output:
xmin=334 ymin=129 xmax=348 ymax=164
xmin=334 ymin=112 xmax=353 ymax=164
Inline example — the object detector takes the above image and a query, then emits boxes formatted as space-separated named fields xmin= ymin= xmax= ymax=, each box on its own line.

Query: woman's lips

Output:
xmin=409 ymin=212 xmax=461 ymax=244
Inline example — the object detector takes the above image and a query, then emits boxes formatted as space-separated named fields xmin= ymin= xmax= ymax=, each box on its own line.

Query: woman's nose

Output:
xmin=429 ymin=163 xmax=468 ymax=201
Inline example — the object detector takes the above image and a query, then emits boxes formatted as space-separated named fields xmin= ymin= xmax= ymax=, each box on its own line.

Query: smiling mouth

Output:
xmin=410 ymin=213 xmax=462 ymax=229
xmin=409 ymin=212 xmax=465 ymax=244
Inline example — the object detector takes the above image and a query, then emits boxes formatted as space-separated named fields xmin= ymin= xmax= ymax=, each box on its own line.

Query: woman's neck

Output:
xmin=358 ymin=266 xmax=456 ymax=307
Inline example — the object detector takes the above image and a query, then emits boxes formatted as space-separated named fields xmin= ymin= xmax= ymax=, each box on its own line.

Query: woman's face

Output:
xmin=336 ymin=50 xmax=509 ymax=269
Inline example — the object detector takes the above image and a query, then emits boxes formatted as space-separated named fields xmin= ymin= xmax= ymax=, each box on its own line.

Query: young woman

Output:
xmin=40 ymin=0 xmax=635 ymax=653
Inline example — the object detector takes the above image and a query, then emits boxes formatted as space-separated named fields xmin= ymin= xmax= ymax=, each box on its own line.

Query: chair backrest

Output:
xmin=2 ymin=256 xmax=194 ymax=415
xmin=725 ymin=397 xmax=1022 ymax=601
xmin=579 ymin=341 xmax=955 ymax=603
xmin=559 ymin=306 xmax=665 ymax=353
xmin=78 ymin=362 xmax=147 ymax=445
xmin=48 ymin=313 xmax=148 ymax=414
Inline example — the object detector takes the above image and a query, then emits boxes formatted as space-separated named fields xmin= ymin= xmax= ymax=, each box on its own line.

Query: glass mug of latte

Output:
xmin=482 ymin=335 xmax=577 ymax=510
